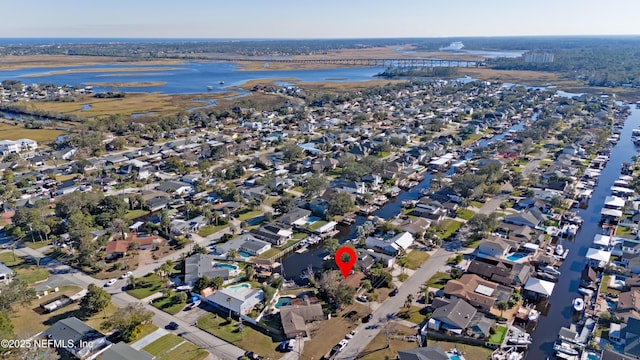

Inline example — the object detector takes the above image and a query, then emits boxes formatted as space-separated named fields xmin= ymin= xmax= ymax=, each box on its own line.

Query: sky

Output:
xmin=2 ymin=0 xmax=639 ymax=39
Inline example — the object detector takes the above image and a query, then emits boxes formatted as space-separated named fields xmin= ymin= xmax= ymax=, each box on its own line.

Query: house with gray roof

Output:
xmin=184 ymin=253 xmax=230 ymax=286
xmin=41 ymin=316 xmax=110 ymax=359
xmin=398 ymin=346 xmax=448 ymax=360
xmin=280 ymin=207 xmax=312 ymax=226
xmin=504 ymin=210 xmax=543 ymax=228
xmin=101 ymin=342 xmax=154 ymax=360
xmin=427 ymin=298 xmax=477 ymax=334
xmin=0 ymin=262 xmax=14 ymax=286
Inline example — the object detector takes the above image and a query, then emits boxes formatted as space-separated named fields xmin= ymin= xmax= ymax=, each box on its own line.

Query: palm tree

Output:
xmin=404 ymin=293 xmax=414 ymax=309
xmin=127 ymin=275 xmax=137 ymax=289
xmin=227 ymin=248 xmax=239 ymax=261
xmin=419 ymin=284 xmax=430 ymax=304
xmin=226 ymin=296 xmax=233 ymax=320
xmin=497 ymin=301 xmax=508 ymax=318
xmin=157 ymin=262 xmax=172 ymax=284
xmin=245 ymin=265 xmax=255 ymax=281
xmin=397 ymin=257 xmax=408 ymax=275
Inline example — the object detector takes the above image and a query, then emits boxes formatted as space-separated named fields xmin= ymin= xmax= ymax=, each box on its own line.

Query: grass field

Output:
xmin=0 ymin=251 xmax=24 ymax=267
xmin=436 ymin=219 xmax=463 ymax=240
xmin=142 ymin=333 xmax=184 ymax=356
xmin=21 ymin=67 xmax=185 ymax=78
xmin=0 ymin=55 xmax=185 ymax=71
xmin=398 ymin=305 xmax=427 ymax=325
xmin=427 ymin=272 xmax=452 ymax=289
xmin=160 ymin=342 xmax=208 ymax=360
xmin=198 ymin=224 xmax=228 ymax=237
xmin=124 ymin=209 xmax=150 ymax=220
xmin=0 ymin=123 xmax=65 ymax=145
xmin=456 ymin=208 xmax=476 ymax=220
xmin=15 ymin=266 xmax=49 ymax=284
xmin=85 ymin=81 xmax=167 ymax=88
xmin=426 ymin=339 xmax=493 ymax=359
xmin=126 ymin=273 xmax=165 ymax=299
xmin=257 ymin=247 xmax=281 ymax=259
xmin=28 ymin=92 xmax=238 ymax=119
xmin=197 ymin=313 xmax=281 ymax=359
xmin=359 ymin=324 xmax=418 ymax=360
xmin=489 ymin=325 xmax=508 ymax=345
xmin=405 ymin=250 xmax=430 ymax=270
xmin=151 ymin=295 xmax=187 ymax=315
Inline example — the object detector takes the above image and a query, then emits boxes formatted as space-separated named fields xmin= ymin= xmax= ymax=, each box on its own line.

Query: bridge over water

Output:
xmin=208 ymin=57 xmax=484 ymax=68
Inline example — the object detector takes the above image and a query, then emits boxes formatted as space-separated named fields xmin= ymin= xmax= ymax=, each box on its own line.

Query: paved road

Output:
xmin=335 ymin=248 xmax=451 ymax=360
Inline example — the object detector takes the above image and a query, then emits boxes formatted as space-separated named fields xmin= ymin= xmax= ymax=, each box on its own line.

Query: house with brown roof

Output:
xmin=617 ymin=290 xmax=640 ymax=321
xmin=467 ymin=257 xmax=531 ymax=288
xmin=280 ymin=303 xmax=325 ymax=339
xmin=105 ymin=233 xmax=164 ymax=259
xmin=443 ymin=274 xmax=513 ymax=312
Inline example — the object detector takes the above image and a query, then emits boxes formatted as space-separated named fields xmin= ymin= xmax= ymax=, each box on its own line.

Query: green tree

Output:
xmin=227 ymin=248 xmax=239 ymax=261
xmin=0 ymin=281 xmax=36 ymax=313
xmin=397 ymin=257 xmax=408 ymax=275
xmin=127 ymin=275 xmax=137 ymax=289
xmin=497 ymin=301 xmax=508 ymax=318
xmin=303 ymin=174 xmax=329 ymax=198
xmin=80 ymin=284 xmax=111 ymax=315
xmin=281 ymin=142 xmax=303 ymax=162
xmin=272 ymin=195 xmax=295 ymax=214
xmin=323 ymin=238 xmax=340 ymax=256
xmin=245 ymin=265 xmax=255 ymax=281
xmin=101 ymin=303 xmax=154 ymax=342
xmin=327 ymin=192 xmax=355 ymax=217
xmin=404 ymin=293 xmax=414 ymax=309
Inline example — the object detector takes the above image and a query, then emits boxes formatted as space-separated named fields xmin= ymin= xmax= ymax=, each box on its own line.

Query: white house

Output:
xmin=365 ymin=231 xmax=414 ymax=256
xmin=477 ymin=238 xmax=511 ymax=259
xmin=239 ymin=238 xmax=271 ymax=256
xmin=0 ymin=262 xmax=14 ymax=286
xmin=0 ymin=138 xmax=37 ymax=155
xmin=204 ymin=287 xmax=264 ymax=315
xmin=585 ymin=248 xmax=611 ymax=269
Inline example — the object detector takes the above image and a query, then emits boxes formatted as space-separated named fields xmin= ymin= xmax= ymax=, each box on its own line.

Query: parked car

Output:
xmin=244 ymin=351 xmax=264 ymax=360
xmin=362 ymin=313 xmax=373 ymax=323
xmin=335 ymin=339 xmax=349 ymax=352
xmin=121 ymin=271 xmax=133 ymax=279
xmin=166 ymin=322 xmax=179 ymax=330
xmin=356 ymin=295 xmax=368 ymax=302
xmin=104 ymin=279 xmax=117 ymax=287
xmin=390 ymin=288 xmax=399 ymax=296
xmin=346 ymin=329 xmax=357 ymax=339
xmin=278 ymin=341 xmax=289 ymax=352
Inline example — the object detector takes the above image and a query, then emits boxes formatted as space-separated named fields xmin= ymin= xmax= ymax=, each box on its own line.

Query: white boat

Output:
xmin=527 ymin=309 xmax=540 ymax=322
xmin=554 ymin=341 xmax=579 ymax=356
xmin=578 ymin=287 xmax=594 ymax=297
xmin=507 ymin=352 xmax=523 ymax=360
xmin=555 ymin=244 xmax=564 ymax=256
xmin=572 ymin=297 xmax=585 ymax=312
xmin=541 ymin=265 xmax=561 ymax=277
xmin=508 ymin=335 xmax=532 ymax=345
xmin=207 ymin=85 xmax=213 ymax=90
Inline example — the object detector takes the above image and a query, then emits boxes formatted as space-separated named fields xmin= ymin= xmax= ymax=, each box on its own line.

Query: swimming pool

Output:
xmin=586 ymin=352 xmax=599 ymax=360
xmin=239 ymin=252 xmax=251 ymax=258
xmin=275 ymin=297 xmax=292 ymax=309
xmin=227 ymin=283 xmax=251 ymax=291
xmin=506 ymin=252 xmax=528 ymax=262
xmin=448 ymin=356 xmax=462 ymax=360
xmin=215 ymin=263 xmax=239 ymax=271
xmin=307 ymin=216 xmax=322 ymax=224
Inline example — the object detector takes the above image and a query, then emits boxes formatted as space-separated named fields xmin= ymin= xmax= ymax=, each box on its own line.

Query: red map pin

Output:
xmin=335 ymin=247 xmax=357 ymax=279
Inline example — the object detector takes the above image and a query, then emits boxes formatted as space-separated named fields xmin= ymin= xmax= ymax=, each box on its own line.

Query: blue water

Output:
xmin=227 ymin=283 xmax=250 ymax=291
xmin=307 ymin=216 xmax=322 ymax=224
xmin=0 ymin=62 xmax=386 ymax=95
xmin=239 ymin=252 xmax=251 ymax=258
xmin=449 ymin=356 xmax=462 ymax=360
xmin=275 ymin=297 xmax=292 ymax=309
xmin=587 ymin=353 xmax=599 ymax=360
xmin=214 ymin=263 xmax=238 ymax=270
xmin=506 ymin=252 xmax=528 ymax=262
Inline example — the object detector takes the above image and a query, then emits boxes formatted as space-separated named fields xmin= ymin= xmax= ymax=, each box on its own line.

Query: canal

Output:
xmin=527 ymin=105 xmax=640 ymax=359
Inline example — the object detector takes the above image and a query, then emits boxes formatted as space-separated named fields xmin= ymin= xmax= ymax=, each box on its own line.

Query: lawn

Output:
xmin=129 ymin=323 xmax=158 ymax=343
xmin=0 ymin=251 xmax=24 ymax=267
xmin=0 ymin=123 xmax=65 ymax=145
xmin=151 ymin=295 xmax=187 ymax=315
xmin=405 ymin=250 xmax=430 ymax=270
xmin=15 ymin=266 xmax=49 ymax=284
xmin=436 ymin=219 xmax=462 ymax=240
xmin=197 ymin=313 xmax=281 ymax=360
xmin=237 ymin=209 xmax=263 ymax=222
xmin=143 ymin=333 xmax=184 ymax=356
xmin=359 ymin=324 xmax=418 ymax=360
xmin=616 ymin=225 xmax=634 ymax=236
xmin=257 ymin=247 xmax=281 ymax=259
xmin=427 ymin=272 xmax=452 ymax=289
xmin=198 ymin=224 xmax=228 ymax=237
xmin=23 ymin=239 xmax=52 ymax=249
xmin=397 ymin=306 xmax=427 ymax=325
xmin=489 ymin=325 xmax=508 ymax=345
xmin=456 ymin=208 xmax=475 ymax=220
xmin=124 ymin=209 xmax=150 ymax=221
xmin=126 ymin=273 xmax=165 ymax=299
xmin=301 ymin=303 xmax=368 ymax=360
xmin=309 ymin=220 xmax=328 ymax=231
xmin=9 ymin=286 xmax=119 ymax=338
xmin=470 ymin=200 xmax=485 ymax=208
xmin=161 ymin=342 xmax=208 ymax=360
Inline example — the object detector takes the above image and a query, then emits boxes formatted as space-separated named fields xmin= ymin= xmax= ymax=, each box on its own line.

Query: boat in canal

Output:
xmin=572 ymin=297 xmax=584 ymax=312
xmin=553 ymin=341 xmax=579 ymax=356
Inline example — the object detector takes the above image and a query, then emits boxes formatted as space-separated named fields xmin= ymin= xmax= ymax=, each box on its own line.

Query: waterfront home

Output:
xmin=280 ymin=303 xmax=325 ymax=339
xmin=467 ymin=257 xmax=532 ymax=288
xmin=390 ymin=216 xmax=431 ymax=235
xmin=0 ymin=262 xmax=14 ymax=286
xmin=41 ymin=317 xmax=110 ymax=359
xmin=443 ymin=274 xmax=513 ymax=312
xmin=425 ymin=298 xmax=477 ymax=335
xmin=184 ymin=253 xmax=230 ymax=286
xmin=239 ymin=238 xmax=272 ymax=256
xmin=250 ymin=222 xmax=293 ymax=246
xmin=214 ymin=233 xmax=270 ymax=257
xmin=398 ymin=346 xmax=448 ymax=360
xmin=503 ymin=210 xmax=544 ymax=229
xmin=365 ymin=231 xmax=414 ymax=256
xmin=0 ymin=138 xmax=37 ymax=155
xmin=601 ymin=349 xmax=636 ymax=360
xmin=617 ymin=318 xmax=640 ymax=358
xmin=412 ymin=202 xmax=447 ymax=223
xmin=203 ymin=286 xmax=264 ymax=316
xmin=155 ymin=180 xmax=193 ymax=196
xmin=580 ymin=265 xmax=598 ymax=289
xmin=279 ymin=207 xmax=312 ymax=225
xmin=622 ymin=253 xmax=640 ymax=274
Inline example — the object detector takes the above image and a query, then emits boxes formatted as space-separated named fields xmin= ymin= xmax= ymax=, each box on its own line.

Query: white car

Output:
xmin=121 ymin=271 xmax=133 ymax=279
xmin=337 ymin=339 xmax=349 ymax=351
xmin=105 ymin=279 xmax=117 ymax=287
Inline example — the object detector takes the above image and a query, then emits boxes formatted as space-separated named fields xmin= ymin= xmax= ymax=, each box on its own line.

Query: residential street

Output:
xmin=334 ymin=248 xmax=452 ymax=360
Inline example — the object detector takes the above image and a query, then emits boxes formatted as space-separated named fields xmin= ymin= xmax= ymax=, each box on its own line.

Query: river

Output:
xmin=527 ymin=105 xmax=640 ymax=358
